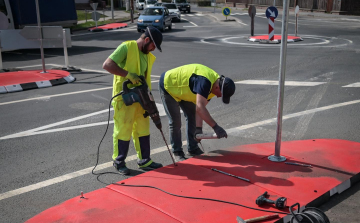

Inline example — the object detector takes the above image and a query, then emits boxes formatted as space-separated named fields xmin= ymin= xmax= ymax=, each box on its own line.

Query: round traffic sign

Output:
xmin=222 ymin=7 xmax=231 ymax=16
xmin=248 ymin=5 xmax=256 ymax=17
xmin=295 ymin=5 xmax=300 ymax=15
xmin=266 ymin=6 xmax=278 ymax=19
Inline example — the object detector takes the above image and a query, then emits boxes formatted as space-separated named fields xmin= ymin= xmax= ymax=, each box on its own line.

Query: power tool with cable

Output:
xmin=118 ymin=76 xmax=176 ymax=166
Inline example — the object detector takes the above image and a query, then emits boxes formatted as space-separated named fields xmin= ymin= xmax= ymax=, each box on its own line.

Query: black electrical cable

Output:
xmin=91 ymin=92 xmax=125 ymax=178
xmin=289 ymin=203 xmax=330 ymax=223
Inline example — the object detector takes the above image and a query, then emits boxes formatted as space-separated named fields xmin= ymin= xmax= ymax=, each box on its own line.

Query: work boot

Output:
xmin=139 ymin=161 xmax=163 ymax=171
xmin=173 ymin=151 xmax=187 ymax=162
xmin=187 ymin=147 xmax=204 ymax=156
xmin=113 ymin=162 xmax=130 ymax=175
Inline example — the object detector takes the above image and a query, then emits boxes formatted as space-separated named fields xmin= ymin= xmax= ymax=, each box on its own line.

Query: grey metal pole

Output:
xmin=295 ymin=14 xmax=298 ymax=36
xmin=35 ymin=0 xmax=47 ymax=73
xmin=63 ymin=29 xmax=69 ymax=68
xmin=111 ymin=0 xmax=114 ymax=20
xmin=268 ymin=0 xmax=290 ymax=162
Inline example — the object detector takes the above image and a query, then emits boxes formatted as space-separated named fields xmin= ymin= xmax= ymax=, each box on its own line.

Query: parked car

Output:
xmin=154 ymin=2 xmax=163 ymax=6
xmin=145 ymin=0 xmax=157 ymax=8
xmin=162 ymin=3 xmax=181 ymax=22
xmin=137 ymin=7 xmax=172 ymax=32
xmin=136 ymin=0 xmax=145 ymax=10
xmin=172 ymin=0 xmax=190 ymax=13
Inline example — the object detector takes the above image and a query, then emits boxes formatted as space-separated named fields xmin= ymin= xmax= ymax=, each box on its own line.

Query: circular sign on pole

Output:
xmin=248 ymin=5 xmax=256 ymax=17
xmin=222 ymin=7 xmax=231 ymax=17
xmin=266 ymin=6 xmax=278 ymax=19
xmin=295 ymin=5 xmax=300 ymax=15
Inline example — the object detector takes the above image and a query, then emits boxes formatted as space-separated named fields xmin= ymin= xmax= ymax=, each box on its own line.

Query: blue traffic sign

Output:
xmin=266 ymin=6 xmax=278 ymax=19
xmin=222 ymin=7 xmax=231 ymax=16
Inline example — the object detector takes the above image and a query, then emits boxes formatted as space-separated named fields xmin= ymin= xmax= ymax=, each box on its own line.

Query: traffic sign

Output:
xmin=90 ymin=3 xmax=98 ymax=10
xmin=222 ymin=7 xmax=231 ymax=17
xmin=266 ymin=6 xmax=278 ymax=19
xmin=91 ymin=11 xmax=102 ymax=21
xmin=248 ymin=5 xmax=256 ymax=17
xmin=295 ymin=5 xmax=300 ymax=15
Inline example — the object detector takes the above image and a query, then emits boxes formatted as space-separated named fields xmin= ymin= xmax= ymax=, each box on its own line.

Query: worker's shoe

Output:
xmin=113 ymin=163 xmax=130 ymax=175
xmin=139 ymin=161 xmax=163 ymax=171
xmin=173 ymin=151 xmax=187 ymax=162
xmin=187 ymin=147 xmax=204 ymax=156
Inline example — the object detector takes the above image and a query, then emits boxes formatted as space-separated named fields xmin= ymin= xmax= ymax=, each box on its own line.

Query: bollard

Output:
xmin=63 ymin=29 xmax=69 ymax=69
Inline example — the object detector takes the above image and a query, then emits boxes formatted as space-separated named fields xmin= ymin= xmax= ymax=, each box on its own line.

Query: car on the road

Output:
xmin=172 ymin=0 xmax=190 ymax=13
xmin=145 ymin=0 xmax=157 ymax=8
xmin=137 ymin=7 xmax=172 ymax=32
xmin=162 ymin=3 xmax=181 ymax=22
xmin=136 ymin=0 xmax=145 ymax=9
xmin=154 ymin=2 xmax=163 ymax=6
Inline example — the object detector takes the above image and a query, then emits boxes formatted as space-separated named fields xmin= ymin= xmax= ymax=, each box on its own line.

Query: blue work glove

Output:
xmin=126 ymin=72 xmax=141 ymax=84
xmin=212 ymin=124 xmax=227 ymax=139
xmin=194 ymin=127 xmax=203 ymax=142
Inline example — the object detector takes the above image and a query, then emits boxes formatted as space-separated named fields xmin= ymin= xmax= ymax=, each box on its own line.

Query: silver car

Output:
xmin=163 ymin=3 xmax=181 ymax=22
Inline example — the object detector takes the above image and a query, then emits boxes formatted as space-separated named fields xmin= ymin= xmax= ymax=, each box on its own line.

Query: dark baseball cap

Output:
xmin=145 ymin=26 xmax=163 ymax=52
xmin=220 ymin=76 xmax=236 ymax=104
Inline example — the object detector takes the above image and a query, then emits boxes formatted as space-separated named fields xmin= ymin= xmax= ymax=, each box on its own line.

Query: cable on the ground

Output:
xmin=289 ymin=203 xmax=330 ymax=223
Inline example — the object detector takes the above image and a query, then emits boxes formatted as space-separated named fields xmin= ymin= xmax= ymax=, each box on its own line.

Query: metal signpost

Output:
xmin=295 ymin=5 xmax=299 ymax=36
xmin=35 ymin=0 xmax=46 ymax=73
xmin=111 ymin=0 xmax=114 ymax=20
xmin=248 ymin=5 xmax=256 ymax=36
xmin=265 ymin=6 xmax=278 ymax=41
xmin=268 ymin=0 xmax=290 ymax=163
xmin=91 ymin=3 xmax=100 ymax=28
xmin=222 ymin=7 xmax=231 ymax=20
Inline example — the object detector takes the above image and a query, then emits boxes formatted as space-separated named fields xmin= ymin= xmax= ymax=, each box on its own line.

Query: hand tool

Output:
xmin=211 ymin=168 xmax=250 ymax=182
xmin=236 ymin=214 xmax=279 ymax=223
xmin=195 ymin=133 xmax=218 ymax=139
xmin=119 ymin=76 xmax=177 ymax=166
xmin=285 ymin=162 xmax=312 ymax=167
xmin=256 ymin=192 xmax=287 ymax=209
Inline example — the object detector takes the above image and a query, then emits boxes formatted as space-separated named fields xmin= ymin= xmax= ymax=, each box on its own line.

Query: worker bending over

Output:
xmin=159 ymin=64 xmax=236 ymax=161
xmin=102 ymin=27 xmax=163 ymax=175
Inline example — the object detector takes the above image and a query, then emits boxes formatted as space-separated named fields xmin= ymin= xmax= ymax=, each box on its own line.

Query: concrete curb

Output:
xmin=1 ymin=74 xmax=76 ymax=94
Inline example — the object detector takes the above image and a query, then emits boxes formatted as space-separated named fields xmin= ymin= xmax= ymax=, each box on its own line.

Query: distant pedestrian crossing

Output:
xmin=180 ymin=12 xmax=265 ymax=17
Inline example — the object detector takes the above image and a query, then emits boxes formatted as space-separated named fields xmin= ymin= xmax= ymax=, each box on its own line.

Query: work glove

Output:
xmin=194 ymin=127 xmax=203 ymax=143
xmin=212 ymin=124 xmax=227 ymax=139
xmin=126 ymin=72 xmax=141 ymax=84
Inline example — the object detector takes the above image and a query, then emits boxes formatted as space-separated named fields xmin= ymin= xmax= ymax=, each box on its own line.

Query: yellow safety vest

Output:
xmin=164 ymin=64 xmax=219 ymax=103
xmin=112 ymin=41 xmax=156 ymax=100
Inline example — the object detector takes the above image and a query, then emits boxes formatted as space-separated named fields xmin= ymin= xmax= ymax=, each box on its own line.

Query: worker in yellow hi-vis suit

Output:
xmin=102 ymin=27 xmax=163 ymax=175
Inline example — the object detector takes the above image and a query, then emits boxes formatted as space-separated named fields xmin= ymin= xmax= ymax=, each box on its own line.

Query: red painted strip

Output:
xmin=0 ymin=70 xmax=70 ymax=86
xmin=88 ymin=23 xmax=128 ymax=31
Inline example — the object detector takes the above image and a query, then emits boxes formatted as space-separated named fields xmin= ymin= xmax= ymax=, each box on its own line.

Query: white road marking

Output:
xmin=235 ymin=80 xmax=326 ymax=86
xmin=1 ymin=98 xmax=360 ymax=200
xmin=182 ymin=18 xmax=198 ymax=27
xmin=343 ymin=82 xmax=360 ymax=87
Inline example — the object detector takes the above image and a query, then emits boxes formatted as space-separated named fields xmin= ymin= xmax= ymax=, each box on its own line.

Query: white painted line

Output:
xmin=0 ymin=103 xmax=169 ymax=140
xmin=342 ymin=82 xmax=360 ymax=87
xmin=0 ymin=87 xmax=113 ymax=106
xmin=182 ymin=18 xmax=198 ymax=27
xmin=235 ymin=80 xmax=326 ymax=86
xmin=1 ymin=98 xmax=360 ymax=200
xmin=195 ymin=14 xmax=204 ymax=16
xmin=187 ymin=14 xmax=194 ymax=17
xmin=0 ymin=144 xmax=170 ymax=201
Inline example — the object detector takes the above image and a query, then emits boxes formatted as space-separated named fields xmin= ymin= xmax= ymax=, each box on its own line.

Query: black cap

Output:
xmin=145 ymin=26 xmax=163 ymax=52
xmin=220 ymin=76 xmax=236 ymax=104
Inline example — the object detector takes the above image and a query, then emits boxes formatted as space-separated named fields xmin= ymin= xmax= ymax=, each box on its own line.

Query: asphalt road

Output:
xmin=1 ymin=5 xmax=360 ymax=223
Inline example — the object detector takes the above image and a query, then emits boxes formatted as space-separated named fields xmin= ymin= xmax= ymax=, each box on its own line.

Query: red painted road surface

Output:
xmin=26 ymin=139 xmax=360 ymax=223
xmin=0 ymin=70 xmax=70 ymax=86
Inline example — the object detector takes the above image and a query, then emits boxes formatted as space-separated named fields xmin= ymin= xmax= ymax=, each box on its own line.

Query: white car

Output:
xmin=136 ymin=0 xmax=145 ymax=10
xmin=145 ymin=0 xmax=157 ymax=8
xmin=162 ymin=3 xmax=181 ymax=22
